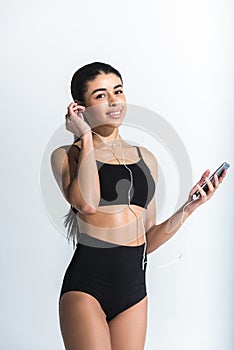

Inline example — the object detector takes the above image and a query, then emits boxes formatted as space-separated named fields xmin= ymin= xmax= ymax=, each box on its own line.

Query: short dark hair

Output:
xmin=70 ymin=62 xmax=123 ymax=105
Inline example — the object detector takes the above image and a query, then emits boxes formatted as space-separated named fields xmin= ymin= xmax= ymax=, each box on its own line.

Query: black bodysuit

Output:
xmin=59 ymin=144 xmax=156 ymax=322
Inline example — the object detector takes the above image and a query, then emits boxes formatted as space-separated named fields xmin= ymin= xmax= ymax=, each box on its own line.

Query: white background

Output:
xmin=1 ymin=0 xmax=233 ymax=349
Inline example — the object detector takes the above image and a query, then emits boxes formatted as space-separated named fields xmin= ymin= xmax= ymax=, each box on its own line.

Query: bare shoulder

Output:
xmin=51 ymin=142 xmax=81 ymax=163
xmin=140 ymin=146 xmax=157 ymax=162
xmin=139 ymin=146 xmax=158 ymax=182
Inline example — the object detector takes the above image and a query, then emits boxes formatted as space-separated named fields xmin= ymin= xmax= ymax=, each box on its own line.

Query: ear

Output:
xmin=74 ymin=99 xmax=85 ymax=107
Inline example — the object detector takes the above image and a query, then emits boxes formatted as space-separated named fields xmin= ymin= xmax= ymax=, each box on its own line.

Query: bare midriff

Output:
xmin=76 ymin=204 xmax=146 ymax=246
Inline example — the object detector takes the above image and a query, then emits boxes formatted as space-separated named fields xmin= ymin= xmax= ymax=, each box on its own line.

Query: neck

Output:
xmin=92 ymin=127 xmax=121 ymax=146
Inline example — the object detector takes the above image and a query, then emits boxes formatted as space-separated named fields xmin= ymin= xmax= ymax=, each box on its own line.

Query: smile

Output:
xmin=106 ymin=109 xmax=123 ymax=119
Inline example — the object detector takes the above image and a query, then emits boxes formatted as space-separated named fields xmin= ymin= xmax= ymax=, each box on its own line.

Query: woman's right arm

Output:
xmin=51 ymin=132 xmax=100 ymax=215
xmin=50 ymin=102 xmax=100 ymax=215
xmin=69 ymin=131 xmax=100 ymax=214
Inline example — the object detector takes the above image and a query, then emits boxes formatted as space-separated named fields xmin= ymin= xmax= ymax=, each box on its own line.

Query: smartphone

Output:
xmin=192 ymin=162 xmax=230 ymax=199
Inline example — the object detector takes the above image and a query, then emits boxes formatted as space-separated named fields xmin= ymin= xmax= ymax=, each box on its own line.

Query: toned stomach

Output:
xmin=76 ymin=204 xmax=146 ymax=246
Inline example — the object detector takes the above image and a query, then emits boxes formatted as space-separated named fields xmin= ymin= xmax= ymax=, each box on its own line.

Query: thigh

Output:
xmin=108 ymin=295 xmax=148 ymax=350
xmin=59 ymin=291 xmax=112 ymax=350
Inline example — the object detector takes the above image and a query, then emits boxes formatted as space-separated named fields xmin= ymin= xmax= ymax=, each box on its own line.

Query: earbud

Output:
xmin=192 ymin=194 xmax=199 ymax=201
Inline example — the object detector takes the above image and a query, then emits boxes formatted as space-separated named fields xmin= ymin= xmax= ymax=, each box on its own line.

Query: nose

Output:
xmin=108 ymin=93 xmax=118 ymax=107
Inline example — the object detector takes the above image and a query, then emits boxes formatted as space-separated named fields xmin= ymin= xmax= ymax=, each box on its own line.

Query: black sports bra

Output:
xmin=71 ymin=144 xmax=155 ymax=213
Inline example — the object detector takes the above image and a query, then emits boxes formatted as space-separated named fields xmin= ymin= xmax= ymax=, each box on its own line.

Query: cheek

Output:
xmin=119 ymin=94 xmax=126 ymax=103
xmin=85 ymin=102 xmax=108 ymax=124
xmin=85 ymin=97 xmax=105 ymax=108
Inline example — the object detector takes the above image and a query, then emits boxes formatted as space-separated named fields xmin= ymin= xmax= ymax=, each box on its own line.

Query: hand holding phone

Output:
xmin=192 ymin=162 xmax=230 ymax=200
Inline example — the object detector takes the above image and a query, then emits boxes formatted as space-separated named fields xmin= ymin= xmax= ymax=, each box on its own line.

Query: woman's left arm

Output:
xmin=142 ymin=149 xmax=228 ymax=255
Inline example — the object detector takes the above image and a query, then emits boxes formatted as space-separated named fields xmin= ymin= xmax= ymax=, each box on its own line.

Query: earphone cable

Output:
xmin=91 ymin=130 xmax=147 ymax=271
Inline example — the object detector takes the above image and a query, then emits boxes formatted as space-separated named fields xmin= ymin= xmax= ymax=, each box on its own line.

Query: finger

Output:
xmin=77 ymin=105 xmax=86 ymax=112
xmin=68 ymin=105 xmax=86 ymax=117
xmin=67 ymin=102 xmax=80 ymax=110
xmin=204 ymin=176 xmax=215 ymax=193
xmin=72 ymin=105 xmax=86 ymax=112
xmin=213 ymin=173 xmax=219 ymax=189
xmin=196 ymin=183 xmax=207 ymax=201
xmin=67 ymin=102 xmax=78 ymax=110
xmin=72 ymin=104 xmax=85 ymax=109
xmin=67 ymin=108 xmax=76 ymax=118
xmin=198 ymin=169 xmax=210 ymax=186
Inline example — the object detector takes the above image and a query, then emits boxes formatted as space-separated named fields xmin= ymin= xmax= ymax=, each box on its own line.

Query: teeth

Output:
xmin=108 ymin=111 xmax=121 ymax=115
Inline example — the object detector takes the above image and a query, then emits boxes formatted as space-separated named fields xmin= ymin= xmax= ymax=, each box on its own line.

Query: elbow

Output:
xmin=74 ymin=202 xmax=97 ymax=215
xmin=80 ymin=205 xmax=97 ymax=215
xmin=69 ymin=193 xmax=99 ymax=215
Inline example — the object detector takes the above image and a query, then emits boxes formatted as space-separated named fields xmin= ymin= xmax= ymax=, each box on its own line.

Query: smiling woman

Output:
xmin=80 ymin=72 xmax=127 ymax=132
xmin=50 ymin=62 xmax=227 ymax=350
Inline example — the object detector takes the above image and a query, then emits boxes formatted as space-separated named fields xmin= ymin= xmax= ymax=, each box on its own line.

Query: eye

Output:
xmin=95 ymin=93 xmax=106 ymax=99
xmin=115 ymin=90 xmax=123 ymax=95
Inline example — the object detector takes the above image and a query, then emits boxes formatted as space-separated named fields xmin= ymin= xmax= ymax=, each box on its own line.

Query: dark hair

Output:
xmin=64 ymin=62 xmax=123 ymax=248
xmin=71 ymin=62 xmax=123 ymax=105
xmin=63 ymin=205 xmax=80 ymax=249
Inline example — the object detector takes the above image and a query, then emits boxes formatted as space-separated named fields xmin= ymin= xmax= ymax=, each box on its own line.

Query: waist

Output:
xmin=77 ymin=206 xmax=146 ymax=246
xmin=77 ymin=232 xmax=145 ymax=249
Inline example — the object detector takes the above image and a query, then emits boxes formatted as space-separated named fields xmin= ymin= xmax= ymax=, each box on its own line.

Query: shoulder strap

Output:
xmin=72 ymin=144 xmax=81 ymax=151
xmin=135 ymin=146 xmax=143 ymax=159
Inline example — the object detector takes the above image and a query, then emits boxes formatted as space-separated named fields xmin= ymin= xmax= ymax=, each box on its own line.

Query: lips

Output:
xmin=106 ymin=109 xmax=123 ymax=119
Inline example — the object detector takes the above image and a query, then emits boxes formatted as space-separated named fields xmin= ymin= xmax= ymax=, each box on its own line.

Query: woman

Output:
xmin=51 ymin=62 xmax=227 ymax=350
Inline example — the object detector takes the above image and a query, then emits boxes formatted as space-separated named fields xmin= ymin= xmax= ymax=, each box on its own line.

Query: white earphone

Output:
xmin=91 ymin=129 xmax=147 ymax=271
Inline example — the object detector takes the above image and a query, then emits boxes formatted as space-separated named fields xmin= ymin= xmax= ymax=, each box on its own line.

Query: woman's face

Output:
xmin=82 ymin=73 xmax=126 ymax=129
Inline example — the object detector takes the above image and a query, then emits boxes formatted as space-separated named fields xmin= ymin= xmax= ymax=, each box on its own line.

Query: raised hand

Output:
xmin=65 ymin=102 xmax=91 ymax=138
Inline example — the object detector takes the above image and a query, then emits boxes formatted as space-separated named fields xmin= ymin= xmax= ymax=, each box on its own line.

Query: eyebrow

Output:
xmin=91 ymin=84 xmax=123 ymax=95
